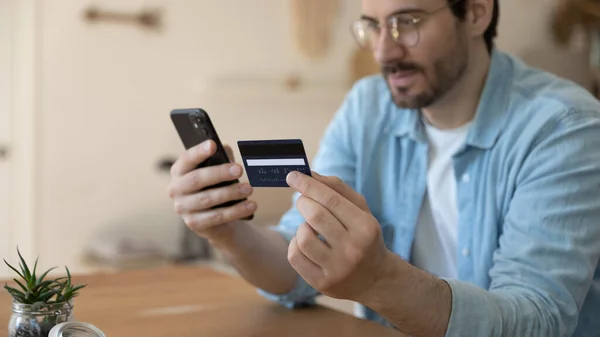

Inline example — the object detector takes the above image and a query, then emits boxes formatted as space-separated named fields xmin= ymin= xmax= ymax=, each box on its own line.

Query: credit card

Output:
xmin=237 ymin=139 xmax=311 ymax=187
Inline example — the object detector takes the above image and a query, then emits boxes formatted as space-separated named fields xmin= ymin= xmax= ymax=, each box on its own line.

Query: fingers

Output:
xmin=168 ymin=162 xmax=243 ymax=197
xmin=288 ymin=237 xmax=324 ymax=281
xmin=183 ymin=199 xmax=257 ymax=233
xmin=174 ymin=183 xmax=253 ymax=213
xmin=295 ymin=195 xmax=346 ymax=247
xmin=295 ymin=222 xmax=331 ymax=266
xmin=287 ymin=172 xmax=367 ymax=231
xmin=170 ymin=140 xmax=216 ymax=177
xmin=311 ymin=172 xmax=370 ymax=212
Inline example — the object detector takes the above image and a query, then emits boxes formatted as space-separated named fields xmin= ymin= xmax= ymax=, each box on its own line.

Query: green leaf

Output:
xmin=38 ymin=289 xmax=59 ymax=302
xmin=31 ymin=280 xmax=54 ymax=294
xmin=16 ymin=247 xmax=32 ymax=281
xmin=4 ymin=259 xmax=25 ymax=280
xmin=35 ymin=266 xmax=57 ymax=285
xmin=70 ymin=284 xmax=86 ymax=292
xmin=65 ymin=266 xmax=72 ymax=287
xmin=4 ymin=284 xmax=26 ymax=298
xmin=5 ymin=289 xmax=25 ymax=303
xmin=5 ymin=284 xmax=27 ymax=303
xmin=32 ymin=257 xmax=39 ymax=281
xmin=12 ymin=295 xmax=26 ymax=303
xmin=12 ymin=278 xmax=28 ymax=293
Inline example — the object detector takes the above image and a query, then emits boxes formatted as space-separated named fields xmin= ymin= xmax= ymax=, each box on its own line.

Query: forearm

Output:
xmin=208 ymin=221 xmax=298 ymax=295
xmin=358 ymin=252 xmax=574 ymax=337
xmin=357 ymin=252 xmax=452 ymax=337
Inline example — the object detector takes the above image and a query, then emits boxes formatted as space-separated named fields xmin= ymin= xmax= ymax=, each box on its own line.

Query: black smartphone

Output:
xmin=170 ymin=108 xmax=253 ymax=220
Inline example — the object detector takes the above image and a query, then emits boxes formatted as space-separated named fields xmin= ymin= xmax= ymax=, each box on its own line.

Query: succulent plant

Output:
xmin=3 ymin=248 xmax=86 ymax=306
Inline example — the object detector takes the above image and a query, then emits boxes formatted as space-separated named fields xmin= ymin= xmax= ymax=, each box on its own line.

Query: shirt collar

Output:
xmin=392 ymin=48 xmax=511 ymax=149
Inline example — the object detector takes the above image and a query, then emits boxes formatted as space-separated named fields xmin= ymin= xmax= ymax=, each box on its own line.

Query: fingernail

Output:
xmin=239 ymin=184 xmax=252 ymax=195
xmin=204 ymin=141 xmax=212 ymax=152
xmin=247 ymin=201 xmax=257 ymax=211
xmin=287 ymin=171 xmax=299 ymax=185
xmin=230 ymin=165 xmax=242 ymax=176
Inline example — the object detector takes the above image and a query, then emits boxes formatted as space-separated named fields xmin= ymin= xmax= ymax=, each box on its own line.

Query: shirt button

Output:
xmin=462 ymin=248 xmax=471 ymax=257
xmin=461 ymin=174 xmax=470 ymax=183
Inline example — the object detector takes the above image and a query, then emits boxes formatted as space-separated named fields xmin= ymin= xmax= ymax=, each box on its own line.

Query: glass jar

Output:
xmin=8 ymin=300 xmax=75 ymax=337
xmin=48 ymin=322 xmax=105 ymax=337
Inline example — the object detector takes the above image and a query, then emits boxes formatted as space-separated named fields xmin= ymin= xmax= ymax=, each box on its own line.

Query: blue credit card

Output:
xmin=237 ymin=139 xmax=311 ymax=187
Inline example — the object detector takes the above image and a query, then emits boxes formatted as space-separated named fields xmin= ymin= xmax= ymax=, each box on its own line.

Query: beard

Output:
xmin=382 ymin=33 xmax=469 ymax=109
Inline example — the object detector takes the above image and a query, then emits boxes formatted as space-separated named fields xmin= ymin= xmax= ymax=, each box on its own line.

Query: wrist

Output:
xmin=355 ymin=250 xmax=406 ymax=307
xmin=205 ymin=221 xmax=242 ymax=247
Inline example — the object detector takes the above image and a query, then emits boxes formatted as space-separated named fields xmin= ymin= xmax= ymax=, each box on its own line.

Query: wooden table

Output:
xmin=0 ymin=265 xmax=405 ymax=336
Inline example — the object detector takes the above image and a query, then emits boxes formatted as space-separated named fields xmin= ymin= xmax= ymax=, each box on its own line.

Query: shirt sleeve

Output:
xmin=256 ymin=81 xmax=362 ymax=307
xmin=442 ymin=108 xmax=600 ymax=337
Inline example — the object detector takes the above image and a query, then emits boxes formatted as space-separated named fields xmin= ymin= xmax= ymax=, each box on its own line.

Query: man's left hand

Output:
xmin=286 ymin=171 xmax=393 ymax=301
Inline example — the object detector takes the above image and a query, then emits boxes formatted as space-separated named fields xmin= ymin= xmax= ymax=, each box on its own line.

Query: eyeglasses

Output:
xmin=351 ymin=0 xmax=465 ymax=49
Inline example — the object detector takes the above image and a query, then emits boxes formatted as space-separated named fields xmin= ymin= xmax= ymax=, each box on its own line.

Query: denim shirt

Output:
xmin=258 ymin=49 xmax=600 ymax=337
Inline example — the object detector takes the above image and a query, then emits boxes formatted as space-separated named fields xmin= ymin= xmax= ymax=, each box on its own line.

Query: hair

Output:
xmin=449 ymin=0 xmax=499 ymax=53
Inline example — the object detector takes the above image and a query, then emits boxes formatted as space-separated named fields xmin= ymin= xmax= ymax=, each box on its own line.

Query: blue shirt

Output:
xmin=258 ymin=48 xmax=600 ymax=337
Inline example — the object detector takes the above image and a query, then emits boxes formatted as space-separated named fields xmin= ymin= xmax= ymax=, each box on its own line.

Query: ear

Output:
xmin=465 ymin=0 xmax=494 ymax=38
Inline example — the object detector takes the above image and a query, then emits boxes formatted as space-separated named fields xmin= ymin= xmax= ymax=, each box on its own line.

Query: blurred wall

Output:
xmin=0 ymin=0 xmax=12 ymax=273
xmin=10 ymin=0 xmax=595 ymax=273
xmin=495 ymin=0 xmax=594 ymax=91
xmin=34 ymin=0 xmax=359 ymax=272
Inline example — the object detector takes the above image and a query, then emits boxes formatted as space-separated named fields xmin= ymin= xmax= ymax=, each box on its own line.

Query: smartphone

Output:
xmin=170 ymin=108 xmax=253 ymax=220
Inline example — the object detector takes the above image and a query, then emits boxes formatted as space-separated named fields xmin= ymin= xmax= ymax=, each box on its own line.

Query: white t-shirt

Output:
xmin=411 ymin=120 xmax=472 ymax=279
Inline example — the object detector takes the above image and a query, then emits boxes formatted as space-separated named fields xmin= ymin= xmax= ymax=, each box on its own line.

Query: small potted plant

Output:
xmin=4 ymin=249 xmax=86 ymax=337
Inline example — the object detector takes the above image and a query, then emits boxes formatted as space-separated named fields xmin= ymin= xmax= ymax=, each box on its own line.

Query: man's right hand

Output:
xmin=167 ymin=139 xmax=257 ymax=240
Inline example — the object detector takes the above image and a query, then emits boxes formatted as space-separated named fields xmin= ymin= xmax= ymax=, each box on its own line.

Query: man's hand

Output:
xmin=285 ymin=171 xmax=393 ymax=302
xmin=167 ymin=140 xmax=256 ymax=241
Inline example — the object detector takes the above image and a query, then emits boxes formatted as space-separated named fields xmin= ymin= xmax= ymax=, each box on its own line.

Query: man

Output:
xmin=167 ymin=0 xmax=600 ymax=336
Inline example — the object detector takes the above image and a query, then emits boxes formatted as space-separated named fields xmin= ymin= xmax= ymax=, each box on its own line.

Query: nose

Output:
xmin=373 ymin=29 xmax=406 ymax=65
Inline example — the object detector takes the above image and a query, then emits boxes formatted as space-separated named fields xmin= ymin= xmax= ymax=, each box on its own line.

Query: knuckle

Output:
xmin=206 ymin=211 xmax=224 ymax=226
xmin=191 ymin=170 xmax=204 ymax=188
xmin=295 ymin=177 xmax=311 ymax=194
xmin=169 ymin=164 xmax=178 ymax=177
xmin=230 ymin=185 xmax=245 ymax=200
xmin=363 ymin=216 xmax=382 ymax=239
xmin=182 ymin=215 xmax=197 ymax=229
xmin=357 ymin=194 xmax=368 ymax=206
xmin=295 ymin=195 xmax=308 ymax=210
xmin=330 ymin=176 xmax=343 ymax=186
xmin=322 ymin=193 xmax=340 ymax=209
xmin=220 ymin=165 xmax=232 ymax=179
xmin=306 ymin=208 xmax=326 ymax=225
xmin=223 ymin=203 xmax=246 ymax=221
xmin=287 ymin=241 xmax=300 ymax=263
xmin=166 ymin=184 xmax=176 ymax=199
xmin=195 ymin=193 xmax=211 ymax=209
xmin=170 ymin=159 xmax=182 ymax=177
xmin=344 ymin=246 xmax=364 ymax=266
xmin=296 ymin=230 xmax=312 ymax=252
xmin=173 ymin=200 xmax=186 ymax=214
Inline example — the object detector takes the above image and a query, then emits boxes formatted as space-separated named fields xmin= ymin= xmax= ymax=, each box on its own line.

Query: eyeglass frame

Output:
xmin=350 ymin=0 xmax=466 ymax=49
